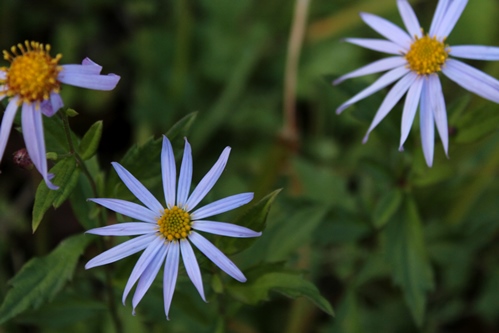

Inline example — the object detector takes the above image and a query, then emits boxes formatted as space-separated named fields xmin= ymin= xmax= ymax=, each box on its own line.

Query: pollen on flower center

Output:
xmin=405 ymin=35 xmax=449 ymax=75
xmin=157 ymin=206 xmax=192 ymax=241
xmin=1 ymin=41 xmax=62 ymax=104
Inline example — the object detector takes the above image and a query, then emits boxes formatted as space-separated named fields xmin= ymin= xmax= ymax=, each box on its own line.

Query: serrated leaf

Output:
xmin=78 ymin=121 xmax=103 ymax=160
xmin=373 ymin=189 xmax=402 ymax=228
xmin=32 ymin=158 xmax=81 ymax=232
xmin=227 ymin=263 xmax=334 ymax=316
xmin=383 ymin=195 xmax=434 ymax=326
xmin=217 ymin=189 xmax=281 ymax=255
xmin=0 ymin=234 xmax=90 ymax=324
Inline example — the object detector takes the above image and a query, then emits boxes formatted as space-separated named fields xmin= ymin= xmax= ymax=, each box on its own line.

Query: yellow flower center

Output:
xmin=405 ymin=35 xmax=449 ymax=75
xmin=1 ymin=41 xmax=62 ymax=104
xmin=157 ymin=206 xmax=192 ymax=241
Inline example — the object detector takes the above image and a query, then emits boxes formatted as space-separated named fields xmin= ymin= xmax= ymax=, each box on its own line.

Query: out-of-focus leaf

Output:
xmin=227 ymin=263 xmax=334 ymax=316
xmin=474 ymin=266 xmax=499 ymax=322
xmin=373 ymin=189 xmax=402 ymax=228
xmin=328 ymin=290 xmax=363 ymax=333
xmin=0 ymin=235 xmax=90 ymax=324
xmin=165 ymin=112 xmax=198 ymax=147
xmin=78 ymin=120 xmax=103 ymax=160
xmin=454 ymin=105 xmax=499 ymax=144
xmin=32 ymin=157 xmax=81 ymax=232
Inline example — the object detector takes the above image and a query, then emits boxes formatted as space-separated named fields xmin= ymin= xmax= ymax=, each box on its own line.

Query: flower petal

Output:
xmin=0 ymin=98 xmax=19 ymax=164
xmin=397 ymin=0 xmax=422 ymax=38
xmin=180 ymin=239 xmax=205 ymax=301
xmin=336 ymin=66 xmax=410 ymax=114
xmin=360 ymin=12 xmax=412 ymax=49
xmin=345 ymin=38 xmax=404 ymax=55
xmin=192 ymin=221 xmax=262 ymax=238
xmin=420 ymin=79 xmax=435 ymax=167
xmin=434 ymin=0 xmax=468 ymax=38
xmin=188 ymin=231 xmax=246 ymax=282
xmin=363 ymin=72 xmax=417 ymax=143
xmin=333 ymin=56 xmax=406 ymax=85
xmin=429 ymin=0 xmax=450 ymax=37
xmin=177 ymin=138 xmax=193 ymax=208
xmin=22 ymin=103 xmax=58 ymax=190
xmin=85 ymin=233 xmax=155 ymax=269
xmin=86 ymin=222 xmax=156 ymax=236
xmin=0 ymin=70 xmax=6 ymax=80
xmin=88 ymin=198 xmax=159 ymax=222
xmin=60 ymin=58 xmax=103 ymax=75
xmin=112 ymin=162 xmax=164 ymax=214
xmin=185 ymin=147 xmax=231 ymax=212
xmin=428 ymin=75 xmax=449 ymax=156
xmin=399 ymin=76 xmax=424 ymax=149
xmin=161 ymin=136 xmax=176 ymax=208
xmin=163 ymin=241 xmax=180 ymax=320
xmin=450 ymin=45 xmax=499 ymax=61
xmin=191 ymin=192 xmax=253 ymax=220
xmin=57 ymin=70 xmax=120 ymax=91
xmin=442 ymin=59 xmax=499 ymax=103
xmin=40 ymin=92 xmax=64 ymax=117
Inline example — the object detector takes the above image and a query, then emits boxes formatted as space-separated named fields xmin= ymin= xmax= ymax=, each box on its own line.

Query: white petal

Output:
xmin=185 ymin=147 xmax=231 ymax=212
xmin=85 ymin=233 xmax=156 ymax=269
xmin=429 ymin=0 xmax=451 ymax=37
xmin=345 ymin=38 xmax=404 ymax=55
xmin=450 ymin=45 xmax=499 ymax=61
xmin=333 ymin=56 xmax=406 ymax=85
xmin=428 ymin=75 xmax=449 ymax=156
xmin=112 ymin=162 xmax=164 ymax=214
xmin=399 ymin=76 xmax=424 ymax=149
xmin=192 ymin=221 xmax=262 ymax=238
xmin=123 ymin=237 xmax=165 ymax=305
xmin=420 ymin=79 xmax=435 ymax=167
xmin=88 ymin=198 xmax=159 ymax=222
xmin=57 ymin=70 xmax=120 ymax=91
xmin=363 ymin=72 xmax=417 ymax=143
xmin=360 ymin=12 xmax=412 ymax=49
xmin=22 ymin=104 xmax=58 ymax=190
xmin=86 ymin=222 xmax=156 ymax=236
xmin=177 ymin=138 xmax=192 ymax=208
xmin=188 ymin=231 xmax=246 ymax=282
xmin=442 ymin=59 xmax=499 ymax=103
xmin=397 ymin=0 xmax=422 ymax=38
xmin=0 ymin=70 xmax=6 ymax=80
xmin=336 ymin=66 xmax=410 ymax=114
xmin=161 ymin=136 xmax=176 ymax=208
xmin=163 ymin=242 xmax=180 ymax=320
xmin=190 ymin=192 xmax=253 ymax=220
xmin=180 ymin=240 xmax=205 ymax=301
xmin=434 ymin=0 xmax=468 ymax=38
xmin=0 ymin=98 xmax=19 ymax=164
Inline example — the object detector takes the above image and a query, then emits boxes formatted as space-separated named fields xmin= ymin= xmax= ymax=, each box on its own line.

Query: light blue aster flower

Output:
xmin=85 ymin=136 xmax=260 ymax=319
xmin=334 ymin=0 xmax=499 ymax=166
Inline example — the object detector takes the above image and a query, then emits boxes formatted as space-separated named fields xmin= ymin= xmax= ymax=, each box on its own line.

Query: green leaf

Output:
xmin=0 ymin=234 xmax=90 ymax=324
xmin=217 ymin=189 xmax=281 ymax=255
xmin=70 ymin=173 xmax=100 ymax=229
xmin=373 ymin=189 xmax=402 ymax=229
xmin=454 ymin=104 xmax=499 ymax=144
xmin=227 ymin=263 xmax=334 ymax=316
xmin=32 ymin=157 xmax=81 ymax=232
xmin=78 ymin=120 xmax=103 ymax=160
xmin=383 ymin=195 xmax=434 ymax=326
xmin=165 ymin=112 xmax=198 ymax=145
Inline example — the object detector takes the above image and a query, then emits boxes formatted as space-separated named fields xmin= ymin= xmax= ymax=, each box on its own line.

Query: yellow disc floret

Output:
xmin=1 ymin=41 xmax=62 ymax=104
xmin=405 ymin=35 xmax=449 ymax=75
xmin=157 ymin=206 xmax=192 ymax=241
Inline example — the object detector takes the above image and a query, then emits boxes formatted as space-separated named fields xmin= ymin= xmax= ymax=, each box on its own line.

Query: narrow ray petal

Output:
xmin=450 ymin=45 xmax=499 ymax=61
xmin=88 ymin=198 xmax=159 ymax=222
xmin=57 ymin=72 xmax=120 ymax=91
xmin=163 ymin=242 xmax=180 ymax=320
xmin=188 ymin=232 xmax=246 ymax=282
xmin=0 ymin=98 xmax=19 ymax=163
xmin=345 ymin=38 xmax=404 ymax=55
xmin=0 ymin=70 xmax=5 ymax=80
xmin=85 ymin=234 xmax=156 ymax=269
xmin=420 ymin=79 xmax=435 ymax=167
xmin=363 ymin=72 xmax=417 ymax=143
xmin=442 ymin=59 xmax=499 ymax=103
xmin=112 ymin=162 xmax=164 ymax=214
xmin=161 ymin=136 xmax=176 ymax=208
xmin=185 ymin=147 xmax=231 ymax=212
xmin=86 ymin=222 xmax=156 ymax=236
xmin=60 ymin=58 xmax=103 ymax=75
xmin=177 ymin=138 xmax=192 ymax=208
xmin=435 ymin=0 xmax=468 ymax=38
xmin=399 ymin=76 xmax=424 ymax=148
xmin=360 ymin=12 xmax=412 ymax=49
xmin=429 ymin=0 xmax=450 ymax=36
xmin=333 ymin=56 xmax=406 ymax=85
xmin=180 ymin=240 xmax=205 ymax=301
xmin=191 ymin=193 xmax=253 ymax=220
xmin=193 ymin=221 xmax=262 ymax=238
xmin=41 ymin=92 xmax=64 ymax=117
xmin=428 ymin=75 xmax=449 ymax=156
xmin=336 ymin=66 xmax=410 ymax=114
xmin=397 ymin=0 xmax=422 ymax=38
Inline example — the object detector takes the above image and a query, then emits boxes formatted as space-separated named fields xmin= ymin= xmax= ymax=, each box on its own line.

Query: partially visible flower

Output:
xmin=334 ymin=0 xmax=499 ymax=166
xmin=85 ymin=136 xmax=260 ymax=319
xmin=0 ymin=41 xmax=120 ymax=189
